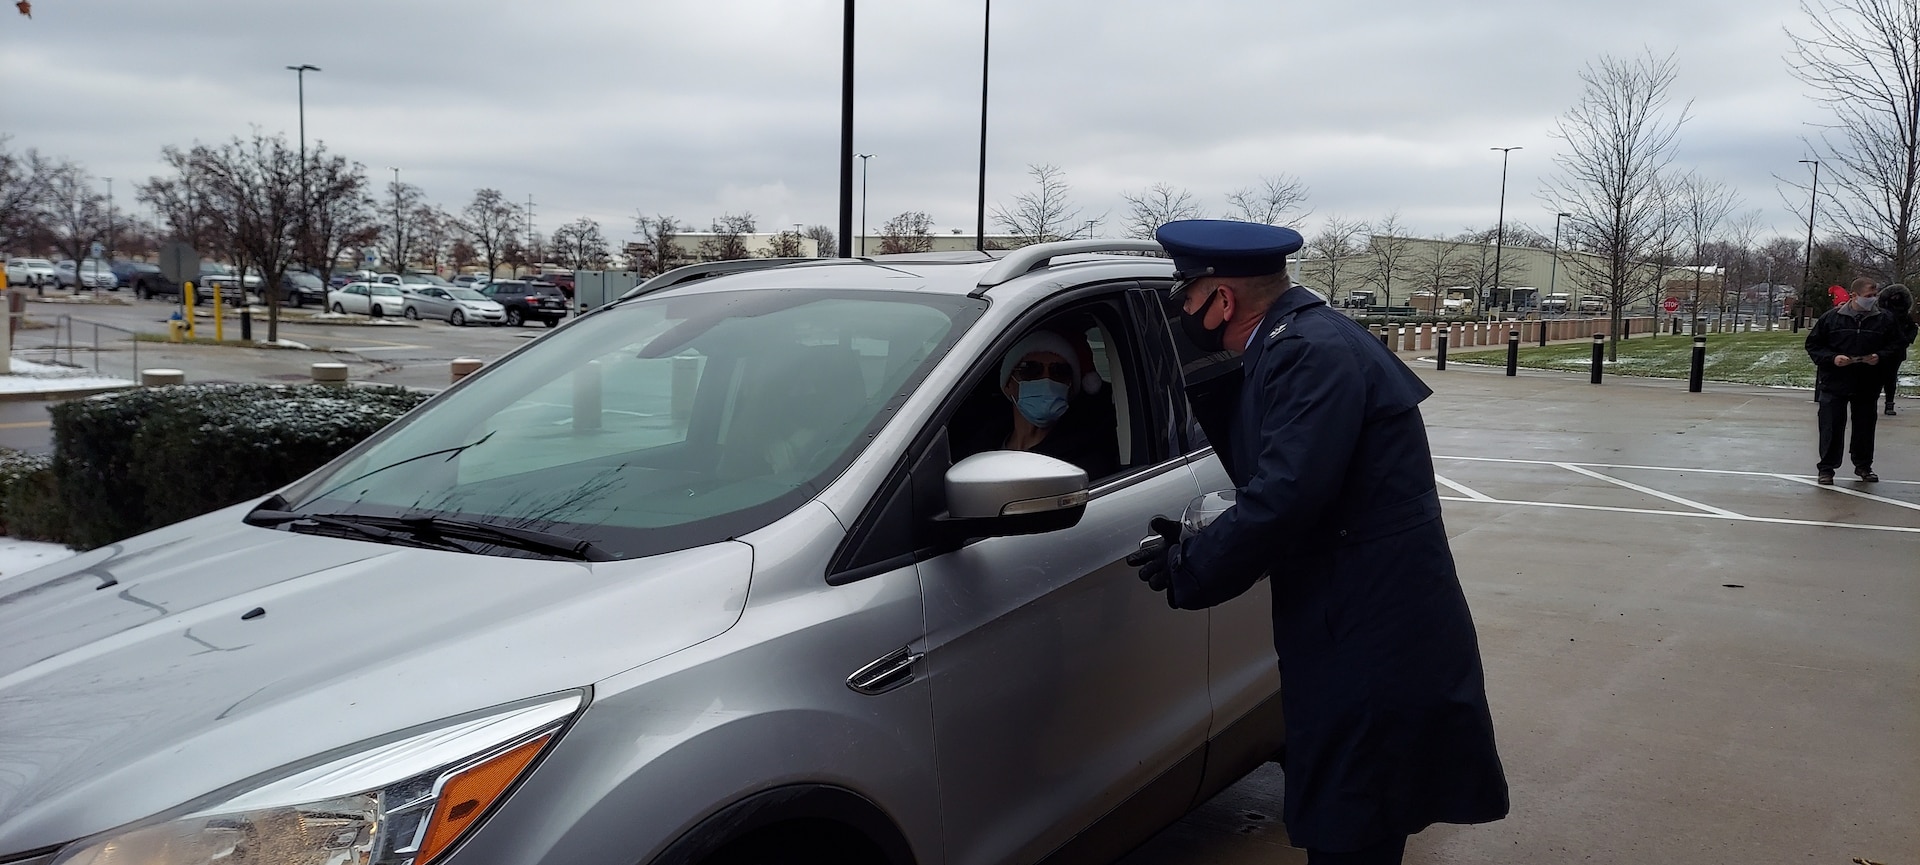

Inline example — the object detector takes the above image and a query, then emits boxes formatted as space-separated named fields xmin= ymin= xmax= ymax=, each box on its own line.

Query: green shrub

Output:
xmin=2 ymin=465 xmax=70 ymax=543
xmin=49 ymin=384 xmax=430 ymax=549
xmin=0 ymin=448 xmax=61 ymax=540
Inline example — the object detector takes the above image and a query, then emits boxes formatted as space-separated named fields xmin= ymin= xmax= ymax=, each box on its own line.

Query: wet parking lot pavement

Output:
xmin=1122 ymin=362 xmax=1917 ymax=865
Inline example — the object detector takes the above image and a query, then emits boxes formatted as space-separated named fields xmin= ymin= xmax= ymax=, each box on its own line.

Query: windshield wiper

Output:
xmin=391 ymin=515 xmax=615 ymax=562
xmin=245 ymin=509 xmax=476 ymax=554
xmin=246 ymin=506 xmax=611 ymax=562
xmin=300 ymin=430 xmax=497 ymax=504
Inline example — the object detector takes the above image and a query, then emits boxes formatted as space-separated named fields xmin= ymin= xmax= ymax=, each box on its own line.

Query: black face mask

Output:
xmin=1180 ymin=288 xmax=1227 ymax=353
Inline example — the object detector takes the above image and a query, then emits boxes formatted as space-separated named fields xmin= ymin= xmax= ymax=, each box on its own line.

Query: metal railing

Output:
xmin=14 ymin=313 xmax=141 ymax=382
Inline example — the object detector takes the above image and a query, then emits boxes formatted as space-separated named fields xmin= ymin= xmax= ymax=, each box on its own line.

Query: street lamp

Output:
xmin=975 ymin=0 xmax=990 ymax=253
xmin=287 ymin=64 xmax=320 ymax=268
xmin=1796 ymin=158 xmax=1819 ymax=332
xmin=104 ymin=177 xmax=113 ymax=264
xmin=391 ymin=167 xmax=402 ymax=272
xmin=1490 ymin=146 xmax=1522 ymax=316
xmin=856 ymin=153 xmax=873 ymax=256
xmin=837 ymin=0 xmax=854 ymax=257
xmin=1081 ymin=219 xmax=1097 ymax=239
xmin=1544 ymin=211 xmax=1569 ymax=347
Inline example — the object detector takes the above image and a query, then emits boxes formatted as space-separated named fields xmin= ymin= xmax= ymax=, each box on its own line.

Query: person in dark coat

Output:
xmin=1132 ymin=220 xmax=1508 ymax=864
xmin=1874 ymin=284 xmax=1916 ymax=416
xmin=1804 ymin=277 xmax=1902 ymax=482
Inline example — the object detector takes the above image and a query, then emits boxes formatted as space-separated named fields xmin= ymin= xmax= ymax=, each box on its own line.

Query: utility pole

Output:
xmin=975 ymin=0 xmax=991 ymax=253
xmin=1796 ymin=159 xmax=1819 ymax=332
xmin=287 ymin=65 xmax=320 ymax=270
xmin=1490 ymin=146 xmax=1522 ymax=315
xmin=838 ymin=0 xmax=854 ymax=257
xmin=391 ymin=167 xmax=403 ymax=272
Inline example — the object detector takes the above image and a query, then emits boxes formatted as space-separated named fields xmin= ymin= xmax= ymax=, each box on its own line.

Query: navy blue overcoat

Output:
xmin=1167 ymin=288 xmax=1509 ymax=851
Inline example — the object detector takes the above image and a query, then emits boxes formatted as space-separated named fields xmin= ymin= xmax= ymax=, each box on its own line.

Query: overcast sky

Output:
xmin=1 ymin=0 xmax=1831 ymax=247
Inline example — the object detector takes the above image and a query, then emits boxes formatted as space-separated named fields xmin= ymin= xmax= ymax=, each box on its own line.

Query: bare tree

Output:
xmin=376 ymin=180 xmax=427 ymax=272
xmin=0 ymin=138 xmax=52 ymax=252
xmin=139 ymin=145 xmax=223 ymax=256
xmin=1120 ymin=183 xmax=1203 ymax=239
xmin=802 ymin=224 xmax=836 ymax=259
xmin=1225 ymin=175 xmax=1312 ymax=226
xmin=550 ymin=216 xmax=610 ymax=270
xmin=1787 ymin=0 xmax=1920 ymax=284
xmin=1409 ymin=237 xmax=1477 ymax=309
xmin=190 ymin=133 xmax=307 ymax=342
xmin=877 ymin=210 xmax=934 ymax=254
xmin=1358 ymin=213 xmax=1417 ymax=307
xmin=457 ymin=189 xmax=521 ymax=279
xmin=1306 ymin=215 xmax=1367 ymax=301
xmin=764 ymin=230 xmax=807 ymax=258
xmin=1673 ymin=172 xmax=1741 ymax=317
xmin=632 ymin=213 xmax=683 ymax=274
xmin=1544 ymin=49 xmax=1691 ymax=359
xmin=993 ymin=163 xmax=1082 ymax=246
xmin=698 ymin=213 xmax=755 ymax=261
xmin=35 ymin=160 xmax=111 ymax=282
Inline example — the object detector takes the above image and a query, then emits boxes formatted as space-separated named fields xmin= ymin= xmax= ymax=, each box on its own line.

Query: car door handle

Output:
xmin=846 ymin=646 xmax=922 ymax=695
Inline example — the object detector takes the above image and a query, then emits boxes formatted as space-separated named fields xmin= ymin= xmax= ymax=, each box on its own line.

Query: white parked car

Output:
xmin=452 ymin=273 xmax=491 ymax=288
xmin=54 ymin=259 xmax=117 ymax=290
xmin=328 ymin=281 xmax=408 ymax=317
xmin=4 ymin=258 xmax=57 ymax=287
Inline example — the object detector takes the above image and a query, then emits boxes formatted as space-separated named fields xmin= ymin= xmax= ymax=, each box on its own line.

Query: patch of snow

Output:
xmin=260 ymin=339 xmax=311 ymax=349
xmin=0 ymin=538 xmax=77 ymax=578
xmin=0 ymin=357 xmax=135 ymax=393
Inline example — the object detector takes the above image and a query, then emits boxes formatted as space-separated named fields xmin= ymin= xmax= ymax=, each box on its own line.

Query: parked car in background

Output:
xmin=452 ymin=273 xmax=491 ymax=288
xmin=1578 ymin=294 xmax=1608 ymax=314
xmin=110 ymin=260 xmax=159 ymax=290
xmin=1341 ymin=289 xmax=1376 ymax=309
xmin=481 ymin=279 xmax=570 ymax=327
xmin=328 ymin=281 xmax=407 ymax=316
xmin=1540 ymin=293 xmax=1571 ymax=314
xmin=0 ymin=241 xmax=1290 ymax=865
xmin=55 ymin=259 xmax=117 ymax=290
xmin=282 ymin=271 xmax=328 ymax=307
xmin=535 ymin=271 xmax=576 ymax=297
xmin=403 ymin=285 xmax=507 ymax=326
xmin=196 ymin=263 xmax=262 ymax=305
xmin=5 ymin=258 xmax=57 ymax=288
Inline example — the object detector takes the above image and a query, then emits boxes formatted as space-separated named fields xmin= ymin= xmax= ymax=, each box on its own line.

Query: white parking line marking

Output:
xmin=334 ymin=345 xmax=429 ymax=352
xmin=1433 ymin=473 xmax=1492 ymax=501
xmin=1437 ymin=496 xmax=1920 ymax=534
xmin=1437 ymin=454 xmax=1918 ymax=485
xmin=1553 ymin=462 xmax=1744 ymax=517
xmin=1772 ymin=474 xmax=1920 ymax=512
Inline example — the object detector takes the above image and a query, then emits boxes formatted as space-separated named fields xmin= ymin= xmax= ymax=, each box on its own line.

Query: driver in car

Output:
xmin=952 ymin=331 xmax=1120 ymax=480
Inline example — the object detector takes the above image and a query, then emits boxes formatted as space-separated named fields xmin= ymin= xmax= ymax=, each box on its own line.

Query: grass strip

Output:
xmin=1447 ymin=331 xmax=1916 ymax=395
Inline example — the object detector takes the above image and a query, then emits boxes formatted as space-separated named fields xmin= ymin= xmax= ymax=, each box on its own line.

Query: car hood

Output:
xmin=0 ymin=503 xmax=752 ymax=854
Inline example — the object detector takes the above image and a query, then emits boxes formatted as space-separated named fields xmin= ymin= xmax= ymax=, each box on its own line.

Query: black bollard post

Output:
xmin=1435 ymin=329 xmax=1449 ymax=371
xmin=1506 ymin=330 xmax=1520 ymax=376
xmin=1688 ymin=335 xmax=1705 ymax=393
xmin=1589 ymin=333 xmax=1605 ymax=384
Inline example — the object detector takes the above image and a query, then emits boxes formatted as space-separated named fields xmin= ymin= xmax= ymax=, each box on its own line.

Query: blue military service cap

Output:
xmin=1155 ymin=219 xmax=1304 ymax=294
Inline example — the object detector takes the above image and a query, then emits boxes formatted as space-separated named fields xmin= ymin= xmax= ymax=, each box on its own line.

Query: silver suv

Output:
xmin=0 ymin=241 xmax=1280 ymax=865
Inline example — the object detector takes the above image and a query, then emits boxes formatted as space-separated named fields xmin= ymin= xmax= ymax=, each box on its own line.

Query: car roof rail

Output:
xmin=973 ymin=239 xmax=1165 ymax=292
xmin=617 ymin=257 xmax=820 ymax=301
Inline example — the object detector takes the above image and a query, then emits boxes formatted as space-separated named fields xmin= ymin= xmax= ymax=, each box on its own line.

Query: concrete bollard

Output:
xmin=141 ymin=368 xmax=186 ymax=387
xmin=1419 ymin=324 xmax=1432 ymax=351
xmin=309 ymin=362 xmax=349 ymax=387
xmin=450 ymin=357 xmax=484 ymax=383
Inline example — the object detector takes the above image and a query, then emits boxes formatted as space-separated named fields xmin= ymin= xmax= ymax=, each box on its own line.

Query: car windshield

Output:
xmin=280 ymin=289 xmax=983 ymax=560
xmin=409 ymin=274 xmax=452 ymax=286
xmin=372 ymin=285 xmax=403 ymax=296
xmin=449 ymin=288 xmax=488 ymax=301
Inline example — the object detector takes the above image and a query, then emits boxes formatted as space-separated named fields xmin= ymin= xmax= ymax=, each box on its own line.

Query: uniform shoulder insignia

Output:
xmin=1267 ymin=315 xmax=1299 ymax=341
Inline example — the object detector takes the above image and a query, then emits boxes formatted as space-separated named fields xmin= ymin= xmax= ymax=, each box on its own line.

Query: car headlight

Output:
xmin=52 ymin=692 xmax=582 ymax=865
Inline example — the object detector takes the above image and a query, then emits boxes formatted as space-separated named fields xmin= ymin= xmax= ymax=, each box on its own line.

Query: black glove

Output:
xmin=1127 ymin=516 xmax=1184 ymax=596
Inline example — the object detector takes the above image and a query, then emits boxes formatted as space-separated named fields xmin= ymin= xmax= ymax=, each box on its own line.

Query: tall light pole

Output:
xmin=287 ymin=65 xmax=320 ymax=270
xmin=837 ymin=0 xmax=854 ymax=257
xmin=1490 ymin=146 xmax=1522 ymax=316
xmin=975 ymin=0 xmax=990 ymax=253
xmin=103 ymin=177 xmax=112 ymax=263
xmin=1544 ymin=211 xmax=1569 ymax=347
xmin=1796 ymin=158 xmax=1820 ymax=332
xmin=856 ymin=153 xmax=873 ymax=256
xmin=1081 ymin=219 xmax=1096 ymax=239
xmin=391 ymin=167 xmax=402 ymax=272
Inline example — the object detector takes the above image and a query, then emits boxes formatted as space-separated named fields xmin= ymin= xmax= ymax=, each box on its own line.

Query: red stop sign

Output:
xmin=1662 ymin=297 xmax=1680 ymax=312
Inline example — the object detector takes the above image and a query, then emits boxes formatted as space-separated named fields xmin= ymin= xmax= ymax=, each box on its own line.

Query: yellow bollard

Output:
xmin=213 ymin=280 xmax=224 ymax=342
xmin=183 ymin=281 xmax=197 ymax=339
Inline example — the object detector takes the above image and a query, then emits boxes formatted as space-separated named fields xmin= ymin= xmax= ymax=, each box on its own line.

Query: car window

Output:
xmin=944 ymin=295 xmax=1147 ymax=485
xmin=373 ymin=286 xmax=403 ymax=296
xmin=282 ymin=290 xmax=983 ymax=560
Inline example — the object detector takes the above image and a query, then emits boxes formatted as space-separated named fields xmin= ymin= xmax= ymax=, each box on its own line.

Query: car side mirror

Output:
xmin=933 ymin=451 xmax=1088 ymax=546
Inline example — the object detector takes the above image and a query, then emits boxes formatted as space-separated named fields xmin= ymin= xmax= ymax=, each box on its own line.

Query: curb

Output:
xmin=0 ymin=383 xmax=136 ymax=403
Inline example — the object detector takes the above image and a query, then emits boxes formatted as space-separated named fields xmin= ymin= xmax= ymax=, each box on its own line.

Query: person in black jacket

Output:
xmin=1132 ymin=220 xmax=1507 ymax=865
xmin=1804 ymin=278 xmax=1902 ymax=482
xmin=1875 ymin=284 xmax=1916 ymax=416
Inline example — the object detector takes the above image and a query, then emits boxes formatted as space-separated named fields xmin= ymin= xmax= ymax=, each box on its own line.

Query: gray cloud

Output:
xmin=2 ymin=0 xmax=1828 ymax=247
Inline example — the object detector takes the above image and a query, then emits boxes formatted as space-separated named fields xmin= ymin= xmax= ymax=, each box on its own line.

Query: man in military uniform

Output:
xmin=1132 ymin=220 xmax=1508 ymax=864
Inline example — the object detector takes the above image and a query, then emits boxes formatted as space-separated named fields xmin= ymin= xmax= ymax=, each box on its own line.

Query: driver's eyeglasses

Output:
xmin=1011 ymin=361 xmax=1074 ymax=383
